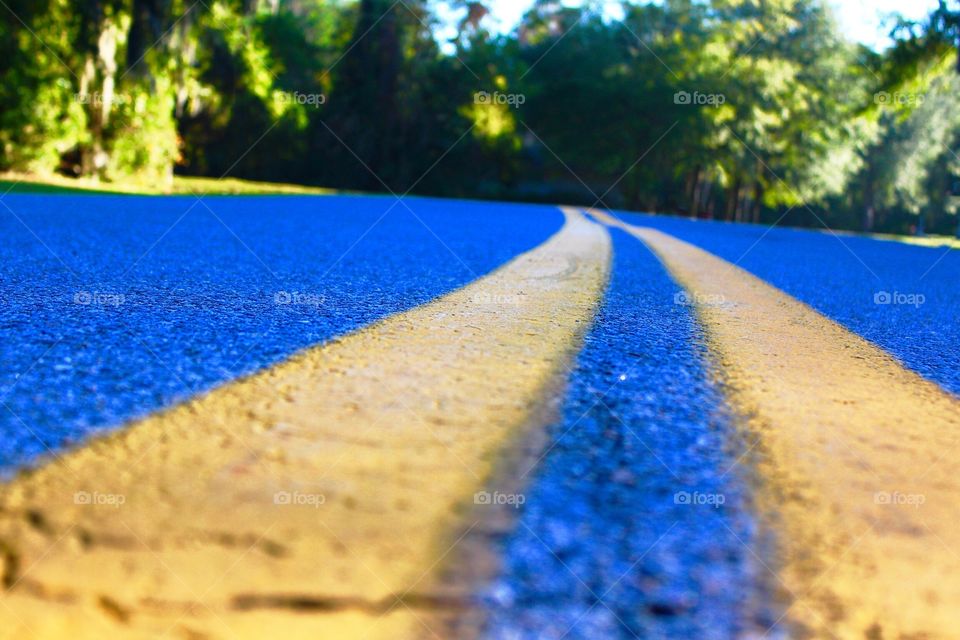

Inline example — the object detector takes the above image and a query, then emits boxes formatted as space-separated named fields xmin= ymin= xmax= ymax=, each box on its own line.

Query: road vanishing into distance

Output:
xmin=1 ymin=194 xmax=959 ymax=639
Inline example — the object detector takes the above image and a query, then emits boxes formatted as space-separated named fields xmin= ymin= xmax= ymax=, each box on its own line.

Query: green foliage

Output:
xmin=107 ymin=77 xmax=180 ymax=183
xmin=1 ymin=0 xmax=958 ymax=234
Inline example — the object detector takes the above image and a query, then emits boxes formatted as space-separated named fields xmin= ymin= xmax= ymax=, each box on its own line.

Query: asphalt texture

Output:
xmin=623 ymin=211 xmax=960 ymax=396
xmin=0 ymin=194 xmax=563 ymax=474
xmin=479 ymin=228 xmax=775 ymax=640
xmin=5 ymin=196 xmax=955 ymax=638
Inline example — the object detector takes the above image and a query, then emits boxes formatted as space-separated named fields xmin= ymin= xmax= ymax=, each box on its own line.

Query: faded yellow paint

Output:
xmin=0 ymin=208 xmax=610 ymax=639
xmin=592 ymin=208 xmax=960 ymax=639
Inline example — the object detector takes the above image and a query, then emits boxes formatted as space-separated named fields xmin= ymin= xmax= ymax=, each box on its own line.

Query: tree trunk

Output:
xmin=862 ymin=156 xmax=877 ymax=232
xmin=735 ymin=188 xmax=747 ymax=222
xmin=336 ymin=0 xmax=403 ymax=189
xmin=750 ymin=158 xmax=764 ymax=223
xmin=725 ymin=178 xmax=741 ymax=221
xmin=863 ymin=206 xmax=876 ymax=233
xmin=79 ymin=55 xmax=98 ymax=177
xmin=78 ymin=20 xmax=120 ymax=179
xmin=691 ymin=175 xmax=702 ymax=218
xmin=701 ymin=179 xmax=714 ymax=219
xmin=751 ymin=182 xmax=763 ymax=223
xmin=686 ymin=164 xmax=701 ymax=217
xmin=634 ymin=174 xmax=645 ymax=211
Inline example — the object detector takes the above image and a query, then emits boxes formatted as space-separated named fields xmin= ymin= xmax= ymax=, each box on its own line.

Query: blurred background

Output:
xmin=2 ymin=0 xmax=960 ymax=235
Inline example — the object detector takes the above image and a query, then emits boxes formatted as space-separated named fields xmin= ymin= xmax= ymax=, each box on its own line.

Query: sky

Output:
xmin=435 ymin=0 xmax=942 ymax=51
xmin=830 ymin=0 xmax=939 ymax=49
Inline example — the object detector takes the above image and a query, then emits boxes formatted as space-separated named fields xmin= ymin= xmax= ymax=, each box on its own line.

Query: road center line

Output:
xmin=591 ymin=208 xmax=960 ymax=640
xmin=0 ymin=207 xmax=610 ymax=640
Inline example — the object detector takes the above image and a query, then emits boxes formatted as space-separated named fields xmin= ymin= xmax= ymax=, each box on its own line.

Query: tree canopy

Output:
xmin=2 ymin=0 xmax=959 ymax=235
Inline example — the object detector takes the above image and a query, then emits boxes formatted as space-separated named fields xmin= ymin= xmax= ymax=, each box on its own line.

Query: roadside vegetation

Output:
xmin=2 ymin=0 xmax=960 ymax=235
xmin=0 ymin=171 xmax=332 ymax=196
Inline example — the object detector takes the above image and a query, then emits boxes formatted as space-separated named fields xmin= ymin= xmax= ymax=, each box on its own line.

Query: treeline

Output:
xmin=2 ymin=0 xmax=960 ymax=235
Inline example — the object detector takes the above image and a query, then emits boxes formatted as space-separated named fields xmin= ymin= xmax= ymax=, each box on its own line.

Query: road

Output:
xmin=480 ymin=227 xmax=771 ymax=640
xmin=631 ymin=210 xmax=960 ymax=395
xmin=0 ymin=195 xmax=957 ymax=639
xmin=0 ymin=194 xmax=562 ymax=472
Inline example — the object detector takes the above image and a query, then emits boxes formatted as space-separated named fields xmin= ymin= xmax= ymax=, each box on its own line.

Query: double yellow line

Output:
xmin=3 ymin=205 xmax=959 ymax=639
xmin=0 ymin=208 xmax=610 ymax=639
xmin=593 ymin=209 xmax=960 ymax=640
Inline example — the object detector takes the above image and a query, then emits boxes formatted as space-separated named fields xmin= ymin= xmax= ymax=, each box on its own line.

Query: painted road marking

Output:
xmin=0 ymin=208 xmax=610 ymax=640
xmin=591 ymin=208 xmax=960 ymax=639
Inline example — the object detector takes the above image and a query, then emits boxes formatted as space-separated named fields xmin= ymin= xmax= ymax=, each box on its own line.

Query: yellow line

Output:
xmin=591 ymin=208 xmax=960 ymax=640
xmin=0 ymin=208 xmax=610 ymax=640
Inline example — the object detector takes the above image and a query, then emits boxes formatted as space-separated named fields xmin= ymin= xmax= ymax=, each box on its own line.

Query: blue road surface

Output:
xmin=623 ymin=211 xmax=960 ymax=396
xmin=480 ymin=229 xmax=775 ymax=640
xmin=0 ymin=194 xmax=563 ymax=474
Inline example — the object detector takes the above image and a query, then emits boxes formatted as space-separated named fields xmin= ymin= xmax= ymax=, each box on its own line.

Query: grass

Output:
xmin=829 ymin=227 xmax=960 ymax=250
xmin=866 ymin=231 xmax=960 ymax=250
xmin=3 ymin=171 xmax=958 ymax=250
xmin=0 ymin=172 xmax=334 ymax=196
